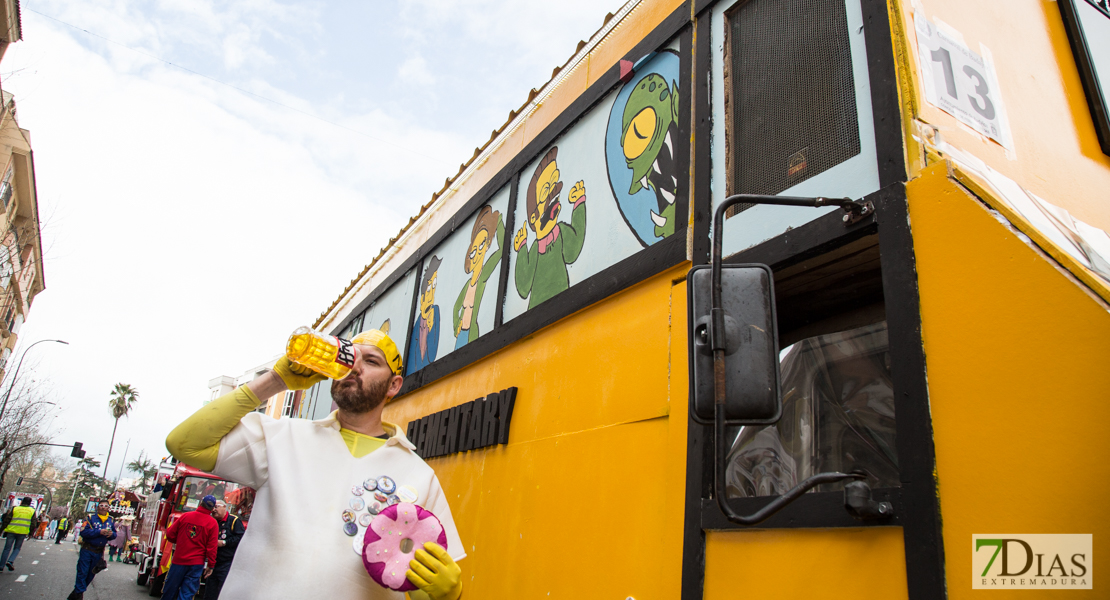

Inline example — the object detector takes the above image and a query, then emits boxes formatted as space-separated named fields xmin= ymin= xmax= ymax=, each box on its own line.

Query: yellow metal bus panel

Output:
xmin=704 ymin=528 xmax=909 ymax=599
xmin=891 ymin=0 xmax=1110 ymax=232
xmin=908 ymin=163 xmax=1110 ymax=598
xmin=386 ymin=264 xmax=688 ymax=442
xmin=384 ymin=264 xmax=692 ymax=599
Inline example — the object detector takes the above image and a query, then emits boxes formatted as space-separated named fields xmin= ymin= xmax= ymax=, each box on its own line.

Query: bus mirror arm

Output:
xmin=708 ymin=195 xmax=878 ymax=526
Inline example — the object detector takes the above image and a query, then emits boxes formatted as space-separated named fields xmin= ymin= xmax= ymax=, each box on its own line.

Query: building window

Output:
xmin=0 ymin=244 xmax=11 ymax=289
xmin=0 ymin=166 xmax=12 ymax=210
xmin=282 ymin=391 xmax=296 ymax=417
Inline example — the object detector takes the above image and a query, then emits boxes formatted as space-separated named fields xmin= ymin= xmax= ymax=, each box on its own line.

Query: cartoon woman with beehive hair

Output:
xmin=453 ymin=205 xmax=504 ymax=349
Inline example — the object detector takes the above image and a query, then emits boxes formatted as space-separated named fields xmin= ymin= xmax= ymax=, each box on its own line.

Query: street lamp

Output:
xmin=0 ymin=338 xmax=67 ymax=423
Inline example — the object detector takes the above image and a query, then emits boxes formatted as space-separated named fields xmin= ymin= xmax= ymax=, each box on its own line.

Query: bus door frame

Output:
xmin=681 ymin=0 xmax=944 ymax=598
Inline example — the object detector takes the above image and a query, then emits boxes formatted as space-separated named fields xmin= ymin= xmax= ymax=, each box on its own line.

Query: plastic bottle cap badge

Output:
xmin=351 ymin=330 xmax=403 ymax=375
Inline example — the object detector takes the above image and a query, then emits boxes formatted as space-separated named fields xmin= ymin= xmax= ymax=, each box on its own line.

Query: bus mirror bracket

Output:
xmin=690 ymin=194 xmax=876 ymax=526
xmin=844 ymin=480 xmax=894 ymax=519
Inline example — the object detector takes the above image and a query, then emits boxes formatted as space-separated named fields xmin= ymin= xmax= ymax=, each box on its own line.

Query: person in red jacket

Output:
xmin=161 ymin=494 xmax=219 ymax=600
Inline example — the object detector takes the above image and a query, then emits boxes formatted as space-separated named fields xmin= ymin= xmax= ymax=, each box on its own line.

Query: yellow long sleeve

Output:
xmin=165 ymin=386 xmax=261 ymax=472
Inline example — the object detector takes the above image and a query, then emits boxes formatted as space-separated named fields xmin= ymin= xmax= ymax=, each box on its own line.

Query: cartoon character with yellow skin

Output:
xmin=513 ymin=146 xmax=587 ymax=309
xmin=407 ymin=255 xmax=441 ymax=374
xmin=453 ymin=206 xmax=504 ymax=349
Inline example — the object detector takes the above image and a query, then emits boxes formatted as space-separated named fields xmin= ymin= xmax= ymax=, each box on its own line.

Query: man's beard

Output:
xmin=331 ymin=375 xmax=391 ymax=414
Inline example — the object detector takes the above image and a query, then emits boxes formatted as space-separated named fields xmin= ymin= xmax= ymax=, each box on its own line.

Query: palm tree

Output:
xmin=127 ymin=450 xmax=157 ymax=493
xmin=103 ymin=383 xmax=138 ymax=479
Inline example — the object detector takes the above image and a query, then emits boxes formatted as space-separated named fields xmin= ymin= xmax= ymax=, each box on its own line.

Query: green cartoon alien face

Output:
xmin=621 ymin=74 xmax=677 ymax=195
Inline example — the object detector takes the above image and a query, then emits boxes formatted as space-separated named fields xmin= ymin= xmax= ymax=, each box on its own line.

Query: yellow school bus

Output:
xmin=301 ymin=0 xmax=1110 ymax=597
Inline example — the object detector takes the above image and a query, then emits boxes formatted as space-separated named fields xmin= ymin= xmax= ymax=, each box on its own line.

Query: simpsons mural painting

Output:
xmin=623 ymin=73 xmax=679 ymax=238
xmin=453 ymin=206 xmax=504 ymax=349
xmin=605 ymin=49 xmax=681 ymax=247
xmin=514 ymin=147 xmax=587 ymax=309
xmin=407 ymin=256 xmax=441 ymax=374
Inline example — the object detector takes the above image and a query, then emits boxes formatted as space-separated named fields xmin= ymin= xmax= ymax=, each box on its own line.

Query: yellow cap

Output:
xmin=351 ymin=330 xmax=403 ymax=375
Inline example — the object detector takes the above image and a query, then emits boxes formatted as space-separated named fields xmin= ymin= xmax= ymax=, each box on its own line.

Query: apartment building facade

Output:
xmin=0 ymin=0 xmax=45 ymax=379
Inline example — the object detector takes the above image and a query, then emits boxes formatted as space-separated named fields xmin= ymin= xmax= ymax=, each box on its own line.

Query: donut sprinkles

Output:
xmin=361 ymin=502 xmax=447 ymax=592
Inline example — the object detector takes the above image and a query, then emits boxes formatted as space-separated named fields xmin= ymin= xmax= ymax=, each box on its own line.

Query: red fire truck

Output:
xmin=135 ymin=460 xmax=253 ymax=595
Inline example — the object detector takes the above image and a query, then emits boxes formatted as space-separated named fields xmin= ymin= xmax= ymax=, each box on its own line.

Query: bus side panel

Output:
xmin=908 ymin=164 xmax=1110 ymax=598
xmin=386 ymin=265 xmax=691 ymax=599
xmin=704 ymin=528 xmax=909 ymax=599
xmin=891 ymin=0 xmax=1110 ymax=231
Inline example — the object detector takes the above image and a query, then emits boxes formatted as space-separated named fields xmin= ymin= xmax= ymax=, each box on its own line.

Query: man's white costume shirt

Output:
xmin=210 ymin=410 xmax=465 ymax=599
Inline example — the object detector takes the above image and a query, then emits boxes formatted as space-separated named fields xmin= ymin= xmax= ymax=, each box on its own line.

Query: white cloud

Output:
xmin=398 ymin=54 xmax=435 ymax=87
xmin=1 ymin=9 xmax=470 ymax=477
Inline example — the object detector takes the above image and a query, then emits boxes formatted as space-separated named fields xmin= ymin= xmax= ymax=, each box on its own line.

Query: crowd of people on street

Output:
xmin=0 ymin=488 xmax=247 ymax=599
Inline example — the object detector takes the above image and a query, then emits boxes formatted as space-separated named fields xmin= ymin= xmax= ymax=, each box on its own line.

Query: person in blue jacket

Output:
xmin=67 ymin=500 xmax=116 ymax=600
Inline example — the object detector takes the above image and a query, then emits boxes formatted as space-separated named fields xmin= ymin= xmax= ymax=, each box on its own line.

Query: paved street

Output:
xmin=0 ymin=536 xmax=150 ymax=600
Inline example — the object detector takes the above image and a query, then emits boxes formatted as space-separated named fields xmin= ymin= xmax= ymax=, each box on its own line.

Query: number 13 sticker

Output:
xmin=913 ymin=13 xmax=1013 ymax=150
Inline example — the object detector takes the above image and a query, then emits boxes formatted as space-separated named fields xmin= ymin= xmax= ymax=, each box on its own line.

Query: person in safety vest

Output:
xmin=0 ymin=497 xmax=35 ymax=571
xmin=67 ymin=500 xmax=116 ymax=600
xmin=55 ymin=516 xmax=70 ymax=544
xmin=166 ymin=330 xmax=465 ymax=600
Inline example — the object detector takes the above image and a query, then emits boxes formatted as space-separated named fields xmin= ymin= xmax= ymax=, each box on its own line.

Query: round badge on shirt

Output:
xmin=397 ymin=486 xmax=419 ymax=504
xmin=376 ymin=476 xmax=397 ymax=495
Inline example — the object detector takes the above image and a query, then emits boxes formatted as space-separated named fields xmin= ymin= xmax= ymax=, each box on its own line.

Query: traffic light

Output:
xmin=71 ymin=442 xmax=85 ymax=458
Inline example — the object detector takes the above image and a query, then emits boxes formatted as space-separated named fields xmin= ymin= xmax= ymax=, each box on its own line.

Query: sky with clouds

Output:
xmin=2 ymin=0 xmax=623 ymax=483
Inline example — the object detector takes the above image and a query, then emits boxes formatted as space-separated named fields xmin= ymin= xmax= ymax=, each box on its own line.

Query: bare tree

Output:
xmin=0 ymin=376 xmax=56 ymax=494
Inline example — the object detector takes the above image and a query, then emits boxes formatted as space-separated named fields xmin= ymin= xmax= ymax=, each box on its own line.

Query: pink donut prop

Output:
xmin=361 ymin=502 xmax=447 ymax=592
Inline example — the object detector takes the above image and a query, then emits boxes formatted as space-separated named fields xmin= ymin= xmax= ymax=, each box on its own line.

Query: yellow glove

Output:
xmin=271 ymin=356 xmax=326 ymax=390
xmin=406 ymin=542 xmax=462 ymax=600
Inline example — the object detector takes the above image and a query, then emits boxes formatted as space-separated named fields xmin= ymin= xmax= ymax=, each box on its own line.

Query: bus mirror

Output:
xmin=687 ymin=263 xmax=782 ymax=425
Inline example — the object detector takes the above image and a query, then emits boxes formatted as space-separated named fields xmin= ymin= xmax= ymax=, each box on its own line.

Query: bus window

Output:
xmin=724 ymin=321 xmax=898 ymax=497
xmin=177 ymin=477 xmax=215 ymax=511
xmin=176 ymin=476 xmax=248 ymax=514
